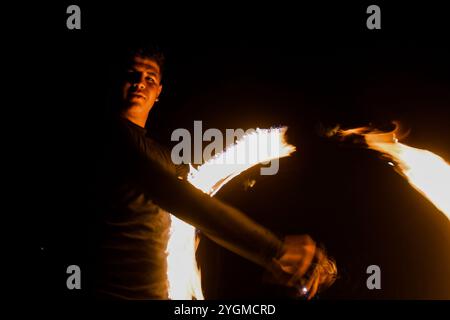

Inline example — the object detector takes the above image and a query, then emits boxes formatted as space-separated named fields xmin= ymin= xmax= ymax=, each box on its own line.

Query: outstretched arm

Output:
xmin=118 ymin=120 xmax=335 ymax=296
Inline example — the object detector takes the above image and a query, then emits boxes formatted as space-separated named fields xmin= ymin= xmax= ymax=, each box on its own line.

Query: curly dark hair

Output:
xmin=113 ymin=44 xmax=166 ymax=80
xmin=126 ymin=45 xmax=165 ymax=76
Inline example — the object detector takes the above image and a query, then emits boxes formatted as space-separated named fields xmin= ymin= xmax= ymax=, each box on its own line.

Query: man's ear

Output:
xmin=157 ymin=85 xmax=163 ymax=99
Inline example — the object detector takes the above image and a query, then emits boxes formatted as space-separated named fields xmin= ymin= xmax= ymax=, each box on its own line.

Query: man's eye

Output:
xmin=125 ymin=70 xmax=137 ymax=79
xmin=146 ymin=77 xmax=155 ymax=83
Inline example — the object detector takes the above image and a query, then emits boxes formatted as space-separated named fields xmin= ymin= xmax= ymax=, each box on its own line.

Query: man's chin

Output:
xmin=123 ymin=102 xmax=152 ymax=114
xmin=125 ymin=101 xmax=145 ymax=109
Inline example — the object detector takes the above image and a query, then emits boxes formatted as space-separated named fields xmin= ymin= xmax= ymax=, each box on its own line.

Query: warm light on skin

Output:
xmin=121 ymin=56 xmax=162 ymax=128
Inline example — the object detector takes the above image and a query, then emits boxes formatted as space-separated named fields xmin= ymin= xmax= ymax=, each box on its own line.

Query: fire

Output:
xmin=335 ymin=122 xmax=450 ymax=220
xmin=167 ymin=215 xmax=204 ymax=300
xmin=167 ymin=127 xmax=296 ymax=300
xmin=188 ymin=127 xmax=296 ymax=196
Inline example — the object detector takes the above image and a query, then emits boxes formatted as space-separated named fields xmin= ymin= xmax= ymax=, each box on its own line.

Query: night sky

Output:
xmin=28 ymin=2 xmax=450 ymax=299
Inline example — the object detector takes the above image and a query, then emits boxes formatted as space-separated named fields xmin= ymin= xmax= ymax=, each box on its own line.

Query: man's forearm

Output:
xmin=135 ymin=157 xmax=284 ymax=269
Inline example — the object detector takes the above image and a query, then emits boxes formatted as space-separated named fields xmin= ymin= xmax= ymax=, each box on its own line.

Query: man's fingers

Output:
xmin=298 ymin=273 xmax=319 ymax=299
xmin=287 ymin=247 xmax=316 ymax=286
xmin=280 ymin=265 xmax=297 ymax=274
xmin=275 ymin=234 xmax=338 ymax=293
xmin=315 ymin=254 xmax=337 ymax=289
xmin=307 ymin=276 xmax=320 ymax=300
xmin=302 ymin=272 xmax=316 ymax=293
xmin=296 ymin=252 xmax=315 ymax=278
xmin=279 ymin=248 xmax=315 ymax=273
xmin=314 ymin=248 xmax=326 ymax=264
xmin=279 ymin=243 xmax=316 ymax=264
xmin=269 ymin=259 xmax=294 ymax=284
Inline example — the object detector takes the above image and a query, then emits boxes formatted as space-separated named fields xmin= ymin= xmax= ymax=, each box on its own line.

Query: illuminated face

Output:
xmin=121 ymin=56 xmax=162 ymax=114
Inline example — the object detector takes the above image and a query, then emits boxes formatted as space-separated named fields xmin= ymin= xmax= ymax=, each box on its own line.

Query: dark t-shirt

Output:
xmin=91 ymin=117 xmax=283 ymax=299
xmin=93 ymin=119 xmax=186 ymax=299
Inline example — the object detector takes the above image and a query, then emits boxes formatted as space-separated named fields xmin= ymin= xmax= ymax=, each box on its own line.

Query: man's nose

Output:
xmin=132 ymin=82 xmax=145 ymax=90
xmin=131 ymin=74 xmax=146 ymax=90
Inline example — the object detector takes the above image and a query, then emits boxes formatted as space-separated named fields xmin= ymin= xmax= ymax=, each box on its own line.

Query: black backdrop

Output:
xmin=23 ymin=2 xmax=450 ymax=300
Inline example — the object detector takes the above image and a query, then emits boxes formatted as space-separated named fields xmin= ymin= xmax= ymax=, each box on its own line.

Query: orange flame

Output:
xmin=335 ymin=122 xmax=450 ymax=220
xmin=167 ymin=215 xmax=204 ymax=300
xmin=167 ymin=127 xmax=296 ymax=300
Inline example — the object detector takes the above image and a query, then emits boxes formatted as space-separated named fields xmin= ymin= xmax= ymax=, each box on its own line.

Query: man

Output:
xmin=90 ymin=45 xmax=336 ymax=299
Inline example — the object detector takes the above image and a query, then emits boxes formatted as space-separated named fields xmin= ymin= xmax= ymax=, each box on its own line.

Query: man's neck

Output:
xmin=122 ymin=108 xmax=149 ymax=128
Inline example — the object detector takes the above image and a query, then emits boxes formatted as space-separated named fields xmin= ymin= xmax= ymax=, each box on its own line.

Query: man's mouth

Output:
xmin=129 ymin=92 xmax=146 ymax=100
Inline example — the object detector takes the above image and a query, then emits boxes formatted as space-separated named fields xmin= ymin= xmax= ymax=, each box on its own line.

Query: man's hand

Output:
xmin=269 ymin=235 xmax=337 ymax=299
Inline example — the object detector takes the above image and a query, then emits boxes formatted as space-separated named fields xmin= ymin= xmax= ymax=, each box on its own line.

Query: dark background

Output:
xmin=23 ymin=2 xmax=450 ymax=299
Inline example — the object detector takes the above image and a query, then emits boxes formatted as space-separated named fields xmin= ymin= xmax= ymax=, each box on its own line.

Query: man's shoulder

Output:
xmin=144 ymin=136 xmax=189 ymax=178
xmin=106 ymin=116 xmax=189 ymax=178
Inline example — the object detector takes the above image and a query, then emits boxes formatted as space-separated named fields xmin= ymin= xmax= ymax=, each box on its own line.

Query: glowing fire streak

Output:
xmin=167 ymin=127 xmax=296 ymax=300
xmin=188 ymin=127 xmax=297 ymax=196
xmin=167 ymin=216 xmax=204 ymax=300
xmin=335 ymin=123 xmax=450 ymax=220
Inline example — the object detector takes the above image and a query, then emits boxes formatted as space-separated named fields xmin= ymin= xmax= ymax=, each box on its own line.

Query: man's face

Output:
xmin=122 ymin=56 xmax=162 ymax=113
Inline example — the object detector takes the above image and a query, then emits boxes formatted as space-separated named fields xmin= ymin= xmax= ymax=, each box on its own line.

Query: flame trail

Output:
xmin=334 ymin=122 xmax=450 ymax=220
xmin=188 ymin=127 xmax=296 ymax=196
xmin=167 ymin=215 xmax=204 ymax=300
xmin=167 ymin=127 xmax=296 ymax=300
